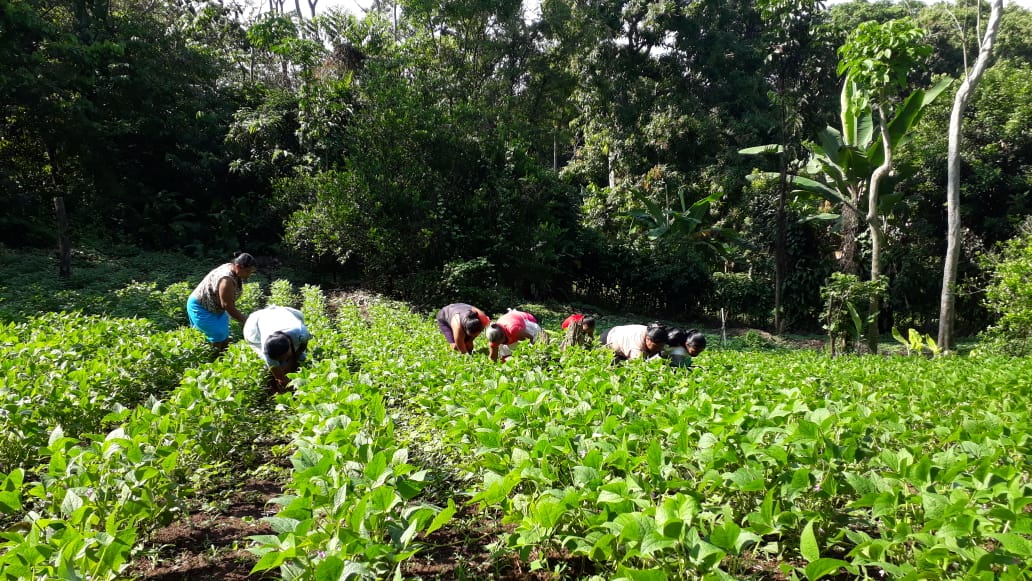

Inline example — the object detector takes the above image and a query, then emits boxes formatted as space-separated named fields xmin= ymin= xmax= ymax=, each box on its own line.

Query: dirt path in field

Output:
xmin=126 ymin=476 xmax=280 ymax=580
xmin=124 ymin=422 xmax=292 ymax=581
xmin=398 ymin=504 xmax=597 ymax=580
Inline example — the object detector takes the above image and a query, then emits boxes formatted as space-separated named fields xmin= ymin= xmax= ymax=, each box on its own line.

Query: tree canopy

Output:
xmin=3 ymin=0 xmax=1031 ymax=334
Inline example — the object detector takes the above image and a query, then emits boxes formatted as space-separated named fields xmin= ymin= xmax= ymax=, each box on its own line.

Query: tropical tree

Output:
xmin=835 ymin=18 xmax=941 ymax=351
xmin=938 ymin=0 xmax=1003 ymax=351
xmin=743 ymin=21 xmax=950 ymax=348
xmin=627 ymin=185 xmax=741 ymax=260
xmin=0 ymin=0 xmax=245 ymax=248
xmin=268 ymin=0 xmax=585 ymax=303
xmin=565 ymin=0 xmax=770 ymax=234
xmin=979 ymin=216 xmax=1032 ymax=356
xmin=755 ymin=0 xmax=830 ymax=334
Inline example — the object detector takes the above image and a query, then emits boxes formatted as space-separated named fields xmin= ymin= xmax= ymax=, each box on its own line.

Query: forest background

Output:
xmin=3 ymin=0 xmax=1032 ymax=347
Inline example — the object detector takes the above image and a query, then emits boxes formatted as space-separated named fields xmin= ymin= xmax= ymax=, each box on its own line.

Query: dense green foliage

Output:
xmin=2 ymin=257 xmax=1029 ymax=579
xmin=979 ymin=218 xmax=1032 ymax=356
xmin=0 ymin=308 xmax=273 ymax=578
xmin=3 ymin=1 xmax=1032 ymax=333
xmin=339 ymin=303 xmax=1031 ymax=580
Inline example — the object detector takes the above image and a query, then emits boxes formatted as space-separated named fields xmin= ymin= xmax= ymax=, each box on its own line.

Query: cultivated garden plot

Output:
xmin=1 ymin=281 xmax=1030 ymax=580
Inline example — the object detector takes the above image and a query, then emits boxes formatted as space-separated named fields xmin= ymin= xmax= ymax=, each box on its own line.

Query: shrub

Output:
xmin=710 ymin=271 xmax=772 ymax=328
xmin=570 ymin=237 xmax=713 ymax=320
xmin=820 ymin=272 xmax=888 ymax=355
xmin=978 ymin=219 xmax=1032 ymax=356
xmin=436 ymin=258 xmax=516 ymax=314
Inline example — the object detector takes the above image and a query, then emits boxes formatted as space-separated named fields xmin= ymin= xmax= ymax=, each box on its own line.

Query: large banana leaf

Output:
xmin=742 ymin=74 xmax=951 ymax=238
xmin=841 ymin=77 xmax=859 ymax=146
xmin=738 ymin=144 xmax=784 ymax=156
xmin=817 ymin=127 xmax=846 ymax=167
xmin=627 ymin=190 xmax=741 ymax=256
xmin=867 ymin=76 xmax=953 ymax=166
xmin=787 ymin=175 xmax=853 ymax=208
xmin=840 ymin=78 xmax=875 ymax=150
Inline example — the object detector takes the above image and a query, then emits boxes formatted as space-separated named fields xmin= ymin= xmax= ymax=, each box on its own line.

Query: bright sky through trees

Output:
xmin=314 ymin=0 xmax=1032 ymax=15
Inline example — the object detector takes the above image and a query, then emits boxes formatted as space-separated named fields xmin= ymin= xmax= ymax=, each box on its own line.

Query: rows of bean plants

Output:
xmin=0 ymin=281 xmax=282 ymax=579
xmin=2 ymin=280 xmax=1030 ymax=580
xmin=264 ymin=301 xmax=1029 ymax=580
xmin=247 ymin=287 xmax=457 ymax=579
xmin=0 ymin=278 xmax=446 ymax=580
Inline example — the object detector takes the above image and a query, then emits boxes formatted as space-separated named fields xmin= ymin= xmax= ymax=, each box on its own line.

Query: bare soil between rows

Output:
xmin=126 ymin=477 xmax=281 ymax=580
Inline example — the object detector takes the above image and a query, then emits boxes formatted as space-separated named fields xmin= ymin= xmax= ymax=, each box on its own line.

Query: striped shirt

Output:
xmin=189 ymin=264 xmax=241 ymax=315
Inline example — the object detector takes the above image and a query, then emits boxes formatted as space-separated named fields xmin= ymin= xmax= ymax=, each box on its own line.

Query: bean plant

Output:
xmin=1 ymin=282 xmax=1030 ymax=581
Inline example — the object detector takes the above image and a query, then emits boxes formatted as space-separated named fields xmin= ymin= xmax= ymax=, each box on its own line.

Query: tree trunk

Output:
xmin=938 ymin=0 xmax=1003 ymax=351
xmin=774 ymin=170 xmax=787 ymax=334
xmin=54 ymin=196 xmax=71 ymax=279
xmin=773 ymin=77 xmax=792 ymax=335
xmin=553 ymin=124 xmax=558 ymax=172
xmin=867 ymin=104 xmax=893 ymax=354
xmin=607 ymin=147 xmax=616 ymax=191
xmin=839 ymin=204 xmax=860 ymax=276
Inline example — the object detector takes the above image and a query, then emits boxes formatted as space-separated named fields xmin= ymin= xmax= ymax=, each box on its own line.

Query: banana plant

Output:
xmin=626 ymin=188 xmax=743 ymax=258
xmin=743 ymin=75 xmax=951 ymax=231
xmin=891 ymin=327 xmax=941 ymax=357
xmin=789 ymin=76 xmax=951 ymax=218
xmin=744 ymin=47 xmax=951 ymax=352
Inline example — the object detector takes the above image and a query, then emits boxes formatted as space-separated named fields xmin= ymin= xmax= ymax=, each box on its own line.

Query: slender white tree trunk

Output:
xmin=938 ymin=0 xmax=1003 ymax=351
xmin=866 ymin=104 xmax=893 ymax=354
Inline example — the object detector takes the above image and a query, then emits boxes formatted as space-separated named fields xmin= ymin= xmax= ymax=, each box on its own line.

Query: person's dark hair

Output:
xmin=462 ymin=310 xmax=485 ymax=334
xmin=233 ymin=252 xmax=257 ymax=268
xmin=645 ymin=324 xmax=668 ymax=344
xmin=485 ymin=323 xmax=506 ymax=344
xmin=264 ymin=331 xmax=292 ymax=360
xmin=581 ymin=317 xmax=596 ymax=331
xmin=665 ymin=327 xmax=687 ymax=347
xmin=686 ymin=329 xmax=707 ymax=351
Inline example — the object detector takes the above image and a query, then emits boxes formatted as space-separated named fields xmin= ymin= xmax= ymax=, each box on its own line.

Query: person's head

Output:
xmin=665 ymin=327 xmax=687 ymax=348
xmin=232 ymin=252 xmax=258 ymax=279
xmin=485 ymin=323 xmax=506 ymax=345
xmin=264 ymin=331 xmax=292 ymax=362
xmin=462 ymin=309 xmax=485 ymax=336
xmin=685 ymin=329 xmax=707 ymax=356
xmin=644 ymin=323 xmax=668 ymax=353
xmin=580 ymin=317 xmax=596 ymax=336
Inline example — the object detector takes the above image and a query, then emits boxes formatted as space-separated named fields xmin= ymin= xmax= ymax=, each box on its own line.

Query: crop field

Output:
xmin=1 ymin=275 xmax=1030 ymax=580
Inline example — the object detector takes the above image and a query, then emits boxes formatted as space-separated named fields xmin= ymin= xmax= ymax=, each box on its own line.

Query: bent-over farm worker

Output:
xmin=244 ymin=305 xmax=311 ymax=388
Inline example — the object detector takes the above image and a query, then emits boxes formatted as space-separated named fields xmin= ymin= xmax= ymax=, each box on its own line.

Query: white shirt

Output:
xmin=604 ymin=324 xmax=650 ymax=359
xmin=243 ymin=306 xmax=310 ymax=366
xmin=665 ymin=345 xmax=691 ymax=367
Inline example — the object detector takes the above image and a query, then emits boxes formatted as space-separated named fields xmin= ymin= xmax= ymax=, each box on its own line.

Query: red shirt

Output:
xmin=492 ymin=310 xmax=534 ymax=345
xmin=561 ymin=314 xmax=584 ymax=330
